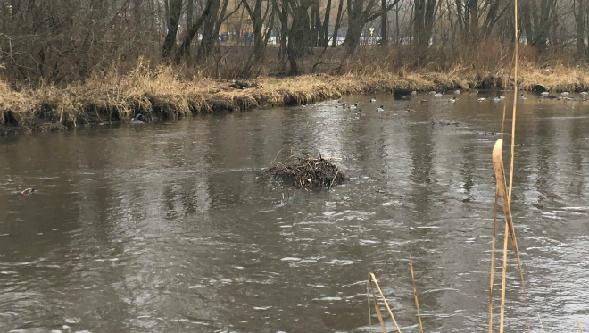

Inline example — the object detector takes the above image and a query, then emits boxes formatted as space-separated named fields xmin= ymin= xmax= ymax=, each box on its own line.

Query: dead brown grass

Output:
xmin=2 ymin=62 xmax=589 ymax=134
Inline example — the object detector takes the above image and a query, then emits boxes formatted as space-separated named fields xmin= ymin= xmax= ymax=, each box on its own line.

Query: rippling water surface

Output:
xmin=1 ymin=93 xmax=588 ymax=332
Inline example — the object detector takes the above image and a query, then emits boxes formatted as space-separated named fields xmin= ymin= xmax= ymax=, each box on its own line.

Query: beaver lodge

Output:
xmin=269 ymin=156 xmax=345 ymax=190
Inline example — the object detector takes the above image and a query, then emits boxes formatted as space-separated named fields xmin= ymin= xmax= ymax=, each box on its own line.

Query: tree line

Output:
xmin=0 ymin=0 xmax=588 ymax=82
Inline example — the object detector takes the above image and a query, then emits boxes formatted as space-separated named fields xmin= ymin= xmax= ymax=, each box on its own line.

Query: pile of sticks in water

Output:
xmin=268 ymin=156 xmax=344 ymax=190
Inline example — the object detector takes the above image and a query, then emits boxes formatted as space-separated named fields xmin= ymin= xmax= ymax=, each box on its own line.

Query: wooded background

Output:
xmin=0 ymin=0 xmax=586 ymax=83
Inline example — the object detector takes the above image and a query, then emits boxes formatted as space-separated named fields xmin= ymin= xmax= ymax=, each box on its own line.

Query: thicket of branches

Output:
xmin=0 ymin=0 xmax=587 ymax=84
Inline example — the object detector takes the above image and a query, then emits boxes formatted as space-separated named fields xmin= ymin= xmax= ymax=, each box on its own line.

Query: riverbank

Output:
xmin=1 ymin=64 xmax=589 ymax=135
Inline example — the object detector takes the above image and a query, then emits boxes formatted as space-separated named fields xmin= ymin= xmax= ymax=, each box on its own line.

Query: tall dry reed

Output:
xmin=368 ymin=272 xmax=403 ymax=333
xmin=409 ymin=259 xmax=424 ymax=333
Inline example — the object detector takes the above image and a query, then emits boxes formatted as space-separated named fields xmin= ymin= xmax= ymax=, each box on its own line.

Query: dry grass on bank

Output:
xmin=2 ymin=63 xmax=589 ymax=134
xmin=0 ymin=65 xmax=473 ymax=133
xmin=517 ymin=63 xmax=589 ymax=92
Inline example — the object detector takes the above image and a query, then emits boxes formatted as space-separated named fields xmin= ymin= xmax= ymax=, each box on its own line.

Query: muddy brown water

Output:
xmin=1 ymin=93 xmax=588 ymax=332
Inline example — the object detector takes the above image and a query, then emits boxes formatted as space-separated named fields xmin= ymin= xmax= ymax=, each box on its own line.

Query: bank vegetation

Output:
xmin=2 ymin=1 xmax=589 ymax=133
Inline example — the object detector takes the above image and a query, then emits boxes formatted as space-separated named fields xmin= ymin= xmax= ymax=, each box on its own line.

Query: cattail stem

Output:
xmin=369 ymin=272 xmax=403 ymax=333
xmin=487 ymin=192 xmax=498 ymax=333
xmin=409 ymin=259 xmax=425 ymax=333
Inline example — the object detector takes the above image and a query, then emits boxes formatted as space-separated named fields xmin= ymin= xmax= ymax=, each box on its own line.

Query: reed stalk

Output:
xmin=369 ymin=272 xmax=403 ymax=333
xmin=508 ymin=0 xmax=519 ymax=203
xmin=374 ymin=297 xmax=387 ymax=333
xmin=367 ymin=279 xmax=387 ymax=333
xmin=504 ymin=0 xmax=525 ymax=287
xmin=492 ymin=140 xmax=512 ymax=333
xmin=487 ymin=192 xmax=498 ymax=333
xmin=495 ymin=2 xmax=525 ymax=332
xmin=409 ymin=259 xmax=424 ymax=333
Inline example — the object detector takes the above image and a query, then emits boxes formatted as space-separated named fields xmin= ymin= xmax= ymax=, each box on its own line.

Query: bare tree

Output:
xmin=242 ymin=0 xmax=272 ymax=58
xmin=343 ymin=0 xmax=401 ymax=54
xmin=287 ymin=0 xmax=312 ymax=74
xmin=162 ymin=0 xmax=183 ymax=59
xmin=413 ymin=0 xmax=437 ymax=47
xmin=575 ymin=0 xmax=586 ymax=57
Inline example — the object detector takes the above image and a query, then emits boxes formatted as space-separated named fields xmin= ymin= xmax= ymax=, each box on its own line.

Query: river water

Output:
xmin=1 ymin=93 xmax=588 ymax=332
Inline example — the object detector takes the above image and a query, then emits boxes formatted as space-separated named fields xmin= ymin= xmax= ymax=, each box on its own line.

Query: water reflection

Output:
xmin=0 ymin=94 xmax=588 ymax=332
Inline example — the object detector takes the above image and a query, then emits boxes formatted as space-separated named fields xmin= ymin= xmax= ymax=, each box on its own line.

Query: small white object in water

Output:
xmin=411 ymin=90 xmax=418 ymax=96
xmin=376 ymin=105 xmax=384 ymax=112
xmin=449 ymin=97 xmax=456 ymax=103
xmin=434 ymin=93 xmax=443 ymax=97
xmin=492 ymin=97 xmax=502 ymax=102
xmin=519 ymin=93 xmax=527 ymax=100
xmin=369 ymin=97 xmax=376 ymax=103
xmin=453 ymin=89 xmax=461 ymax=95
xmin=477 ymin=97 xmax=487 ymax=102
xmin=561 ymin=91 xmax=570 ymax=97
xmin=253 ymin=306 xmax=272 ymax=311
xmin=349 ymin=103 xmax=358 ymax=110
xmin=312 ymin=296 xmax=343 ymax=301
xmin=280 ymin=257 xmax=302 ymax=262
xmin=541 ymin=91 xmax=550 ymax=97
xmin=19 ymin=187 xmax=36 ymax=196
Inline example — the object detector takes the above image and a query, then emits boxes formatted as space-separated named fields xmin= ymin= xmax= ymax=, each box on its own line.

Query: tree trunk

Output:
xmin=423 ymin=0 xmax=436 ymax=46
xmin=321 ymin=0 xmax=332 ymax=47
xmin=198 ymin=0 xmax=222 ymax=59
xmin=331 ymin=0 xmax=345 ymax=47
xmin=176 ymin=0 xmax=215 ymax=60
xmin=394 ymin=1 xmax=400 ymax=45
xmin=344 ymin=15 xmax=364 ymax=54
xmin=414 ymin=0 xmax=425 ymax=46
xmin=162 ymin=0 xmax=183 ymax=59
xmin=277 ymin=0 xmax=288 ymax=65
xmin=310 ymin=0 xmax=320 ymax=46
xmin=186 ymin=0 xmax=194 ymax=28
xmin=467 ymin=0 xmax=478 ymax=43
xmin=287 ymin=3 xmax=311 ymax=74
xmin=243 ymin=0 xmax=269 ymax=60
xmin=576 ymin=0 xmax=586 ymax=58
xmin=380 ymin=0 xmax=387 ymax=46
xmin=520 ymin=0 xmax=533 ymax=45
xmin=343 ymin=0 xmax=367 ymax=54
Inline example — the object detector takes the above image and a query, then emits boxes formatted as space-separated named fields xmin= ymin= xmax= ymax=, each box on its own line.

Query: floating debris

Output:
xmin=268 ymin=156 xmax=345 ymax=190
xmin=432 ymin=120 xmax=461 ymax=127
xmin=19 ymin=187 xmax=36 ymax=197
